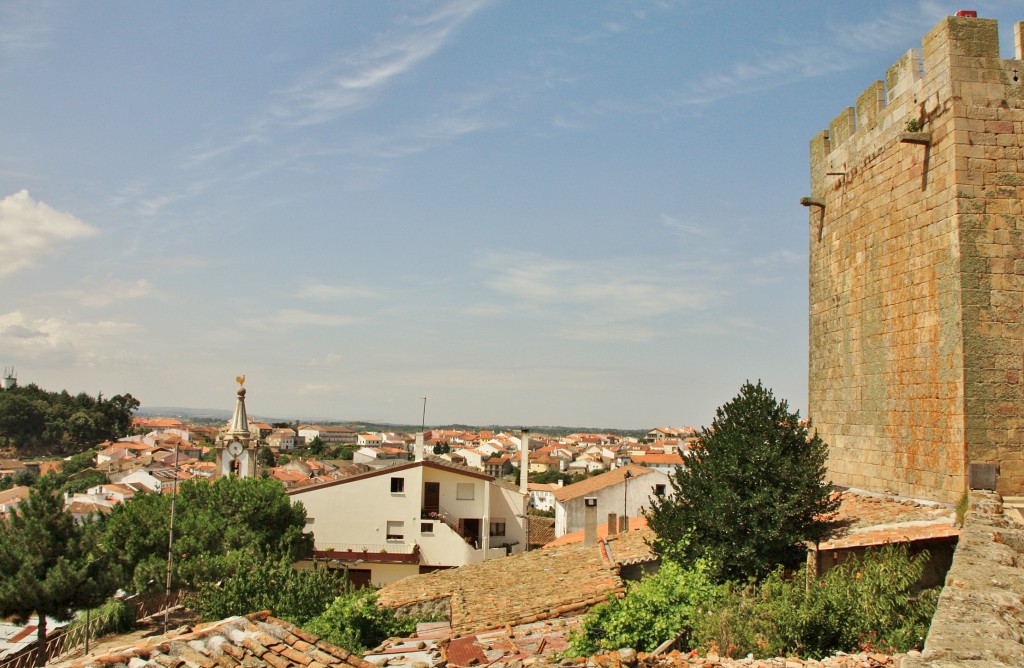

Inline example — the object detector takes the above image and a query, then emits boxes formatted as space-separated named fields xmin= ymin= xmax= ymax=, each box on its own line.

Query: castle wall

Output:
xmin=808 ymin=16 xmax=1024 ymax=503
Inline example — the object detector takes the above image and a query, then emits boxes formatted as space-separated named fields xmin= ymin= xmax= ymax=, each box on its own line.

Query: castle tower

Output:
xmin=807 ymin=14 xmax=1024 ymax=503
xmin=215 ymin=376 xmax=257 ymax=478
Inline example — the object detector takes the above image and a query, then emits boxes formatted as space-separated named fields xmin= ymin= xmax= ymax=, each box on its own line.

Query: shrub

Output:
xmin=691 ymin=544 xmax=939 ymax=659
xmin=304 ymin=588 xmax=416 ymax=654
xmin=568 ymin=560 xmax=723 ymax=655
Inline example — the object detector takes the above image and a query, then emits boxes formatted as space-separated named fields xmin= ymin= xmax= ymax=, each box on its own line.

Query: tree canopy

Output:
xmin=102 ymin=476 xmax=311 ymax=592
xmin=0 ymin=478 xmax=117 ymax=663
xmin=647 ymin=380 xmax=839 ymax=581
xmin=0 ymin=383 xmax=139 ymax=454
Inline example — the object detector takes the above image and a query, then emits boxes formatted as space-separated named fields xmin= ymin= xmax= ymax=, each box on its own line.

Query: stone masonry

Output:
xmin=808 ymin=14 xmax=1024 ymax=503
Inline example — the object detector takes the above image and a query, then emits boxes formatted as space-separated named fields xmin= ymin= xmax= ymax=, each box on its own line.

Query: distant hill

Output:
xmin=135 ymin=407 xmax=648 ymax=438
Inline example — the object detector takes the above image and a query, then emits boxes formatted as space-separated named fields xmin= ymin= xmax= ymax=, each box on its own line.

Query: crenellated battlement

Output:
xmin=807 ymin=14 xmax=1024 ymax=504
xmin=811 ymin=16 xmax=1024 ymax=199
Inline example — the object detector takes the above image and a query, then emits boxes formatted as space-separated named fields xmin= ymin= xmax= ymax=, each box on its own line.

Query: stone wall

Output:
xmin=808 ymin=16 xmax=1024 ymax=503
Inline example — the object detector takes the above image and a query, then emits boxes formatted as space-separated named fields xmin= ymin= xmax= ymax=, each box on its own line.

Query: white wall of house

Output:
xmin=554 ymin=469 xmax=671 ymax=537
xmin=290 ymin=461 xmax=526 ymax=585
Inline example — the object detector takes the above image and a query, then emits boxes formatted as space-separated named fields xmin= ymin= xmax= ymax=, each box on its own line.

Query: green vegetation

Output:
xmin=570 ymin=560 xmax=719 ymax=655
xmin=647 ymin=381 xmax=839 ymax=581
xmin=569 ymin=545 xmax=937 ymax=659
xmin=0 ymin=478 xmax=119 ymax=664
xmin=0 ymin=384 xmax=139 ymax=454
xmin=102 ymin=476 xmax=311 ymax=592
xmin=305 ymin=588 xmax=417 ymax=654
xmin=191 ymin=555 xmax=343 ymax=625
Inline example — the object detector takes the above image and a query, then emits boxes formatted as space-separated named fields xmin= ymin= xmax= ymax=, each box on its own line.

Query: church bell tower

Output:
xmin=215 ymin=375 xmax=256 ymax=478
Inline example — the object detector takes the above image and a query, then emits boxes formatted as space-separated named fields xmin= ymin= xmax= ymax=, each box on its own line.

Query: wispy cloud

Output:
xmin=244 ymin=308 xmax=368 ymax=329
xmin=669 ymin=1 xmax=949 ymax=107
xmin=0 ymin=3 xmax=59 ymax=56
xmin=0 ymin=190 xmax=98 ymax=278
xmin=56 ymin=278 xmax=154 ymax=307
xmin=471 ymin=251 xmax=719 ymax=342
xmin=296 ymin=282 xmax=379 ymax=301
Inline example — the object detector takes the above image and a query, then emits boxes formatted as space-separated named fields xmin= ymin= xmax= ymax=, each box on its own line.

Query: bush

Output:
xmin=75 ymin=598 xmax=135 ymax=637
xmin=568 ymin=560 xmax=723 ymax=655
xmin=190 ymin=553 xmax=343 ymax=626
xmin=304 ymin=588 xmax=416 ymax=654
xmin=692 ymin=544 xmax=939 ymax=659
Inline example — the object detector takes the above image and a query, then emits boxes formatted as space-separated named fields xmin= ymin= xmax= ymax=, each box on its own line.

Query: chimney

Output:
xmin=414 ymin=433 xmax=424 ymax=462
xmin=584 ymin=497 xmax=598 ymax=547
xmin=519 ymin=429 xmax=530 ymax=495
xmin=607 ymin=512 xmax=618 ymax=536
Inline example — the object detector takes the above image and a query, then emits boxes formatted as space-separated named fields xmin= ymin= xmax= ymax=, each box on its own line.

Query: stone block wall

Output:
xmin=808 ymin=16 xmax=1024 ymax=503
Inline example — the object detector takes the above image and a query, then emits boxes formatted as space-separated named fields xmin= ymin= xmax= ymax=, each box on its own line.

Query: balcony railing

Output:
xmin=317 ymin=542 xmax=417 ymax=555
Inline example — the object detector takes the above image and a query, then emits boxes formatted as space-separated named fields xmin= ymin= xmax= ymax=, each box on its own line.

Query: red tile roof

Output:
xmin=58 ymin=611 xmax=375 ymax=668
xmin=553 ymin=464 xmax=656 ymax=502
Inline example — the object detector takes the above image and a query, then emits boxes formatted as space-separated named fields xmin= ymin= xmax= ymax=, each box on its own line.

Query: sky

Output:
xmin=2 ymin=1 xmax=1022 ymax=429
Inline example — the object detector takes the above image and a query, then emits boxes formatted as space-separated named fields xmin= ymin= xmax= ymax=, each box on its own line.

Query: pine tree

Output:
xmin=0 ymin=478 xmax=115 ymax=664
xmin=648 ymin=380 xmax=839 ymax=581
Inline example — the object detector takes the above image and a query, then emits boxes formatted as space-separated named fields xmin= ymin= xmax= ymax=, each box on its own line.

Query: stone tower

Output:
xmin=808 ymin=14 xmax=1024 ymax=503
xmin=215 ymin=377 xmax=257 ymax=478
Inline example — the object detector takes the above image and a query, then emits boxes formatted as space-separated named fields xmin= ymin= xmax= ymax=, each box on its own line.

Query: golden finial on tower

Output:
xmin=236 ymin=374 xmax=246 ymax=387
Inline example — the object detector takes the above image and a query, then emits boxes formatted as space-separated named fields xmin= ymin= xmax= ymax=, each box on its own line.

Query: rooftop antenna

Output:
xmin=420 ymin=397 xmax=428 ymax=433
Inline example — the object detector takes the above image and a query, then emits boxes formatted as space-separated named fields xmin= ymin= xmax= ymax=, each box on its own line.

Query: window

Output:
xmin=456 ymin=483 xmax=475 ymax=500
xmin=390 ymin=477 xmax=405 ymax=494
xmin=654 ymin=484 xmax=666 ymax=496
xmin=421 ymin=522 xmax=434 ymax=534
xmin=489 ymin=520 xmax=506 ymax=537
xmin=386 ymin=521 xmax=404 ymax=541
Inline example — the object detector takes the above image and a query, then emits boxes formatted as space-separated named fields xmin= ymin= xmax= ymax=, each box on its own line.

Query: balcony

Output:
xmin=314 ymin=542 xmax=420 ymax=564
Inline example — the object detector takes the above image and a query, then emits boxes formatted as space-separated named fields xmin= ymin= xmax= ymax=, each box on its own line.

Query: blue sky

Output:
xmin=1 ymin=1 xmax=1021 ymax=428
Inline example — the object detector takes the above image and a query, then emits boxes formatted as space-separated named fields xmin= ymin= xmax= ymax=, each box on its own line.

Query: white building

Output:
xmin=553 ymin=464 xmax=670 ymax=537
xmin=527 ymin=481 xmax=562 ymax=512
xmin=289 ymin=458 xmax=528 ymax=586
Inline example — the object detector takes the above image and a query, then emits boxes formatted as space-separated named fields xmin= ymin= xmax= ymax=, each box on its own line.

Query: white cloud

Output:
xmin=0 ymin=310 xmax=140 ymax=364
xmin=0 ymin=190 xmax=98 ymax=277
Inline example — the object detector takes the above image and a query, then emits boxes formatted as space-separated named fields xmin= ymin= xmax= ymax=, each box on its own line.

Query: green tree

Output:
xmin=307 ymin=436 xmax=325 ymax=455
xmin=648 ymin=381 xmax=839 ymax=581
xmin=0 ymin=479 xmax=117 ymax=664
xmin=103 ymin=476 xmax=311 ymax=591
xmin=258 ymin=445 xmax=277 ymax=469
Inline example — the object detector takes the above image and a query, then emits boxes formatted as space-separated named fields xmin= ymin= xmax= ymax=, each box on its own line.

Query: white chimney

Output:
xmin=414 ymin=432 xmax=424 ymax=462
xmin=519 ymin=428 xmax=530 ymax=495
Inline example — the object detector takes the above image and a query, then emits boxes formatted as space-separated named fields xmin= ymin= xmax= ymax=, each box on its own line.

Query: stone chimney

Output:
xmin=414 ymin=432 xmax=424 ymax=462
xmin=607 ymin=512 xmax=618 ymax=536
xmin=584 ymin=497 xmax=598 ymax=547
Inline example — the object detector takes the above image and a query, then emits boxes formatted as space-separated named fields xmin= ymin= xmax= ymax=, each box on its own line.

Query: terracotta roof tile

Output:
xmin=378 ymin=530 xmax=654 ymax=634
xmin=553 ymin=464 xmax=657 ymax=502
xmin=57 ymin=611 xmax=375 ymax=668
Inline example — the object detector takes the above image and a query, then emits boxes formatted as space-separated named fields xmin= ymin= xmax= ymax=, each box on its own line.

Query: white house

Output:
xmin=289 ymin=459 xmax=528 ymax=586
xmin=527 ymin=481 xmax=562 ymax=512
xmin=628 ymin=452 xmax=687 ymax=473
xmin=553 ymin=464 xmax=670 ymax=537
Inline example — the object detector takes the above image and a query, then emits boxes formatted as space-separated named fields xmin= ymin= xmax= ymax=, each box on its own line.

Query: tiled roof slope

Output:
xmin=58 ymin=611 xmax=375 ymax=668
xmin=819 ymin=490 xmax=958 ymax=549
xmin=378 ymin=529 xmax=655 ymax=634
xmin=553 ymin=464 xmax=656 ymax=502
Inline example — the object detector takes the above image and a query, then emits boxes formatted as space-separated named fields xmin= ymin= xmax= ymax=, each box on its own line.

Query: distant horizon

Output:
xmin=135 ymin=404 xmax=661 ymax=435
